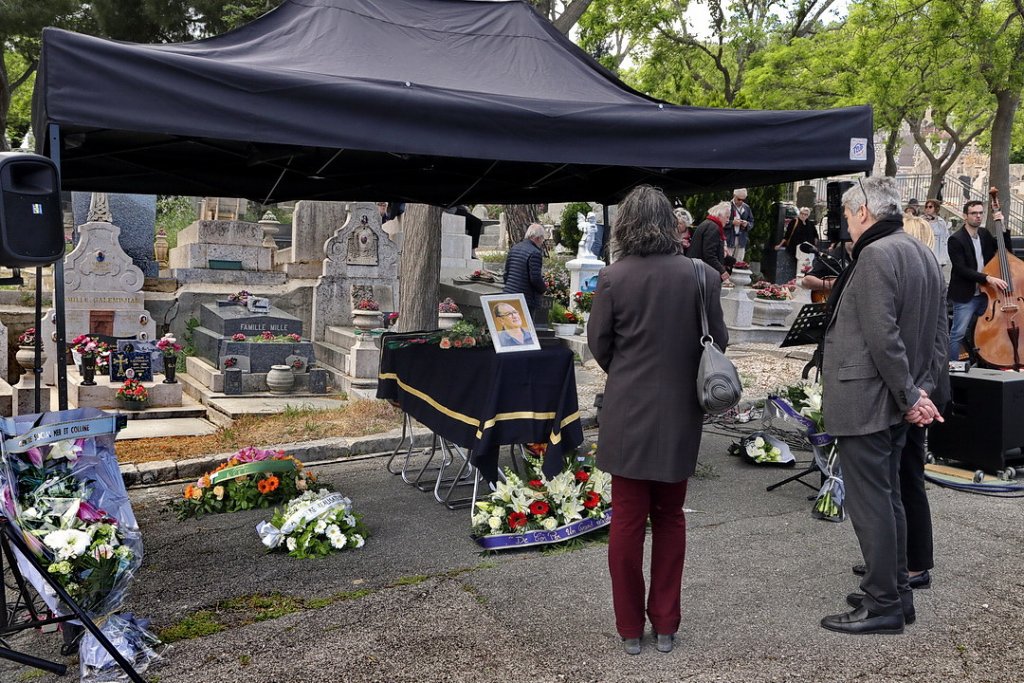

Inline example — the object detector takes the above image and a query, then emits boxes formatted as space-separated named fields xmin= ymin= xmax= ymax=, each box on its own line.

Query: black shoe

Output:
xmin=852 ymin=564 xmax=866 ymax=576
xmin=908 ymin=570 xmax=931 ymax=589
xmin=846 ymin=593 xmax=916 ymax=625
xmin=821 ymin=605 xmax=904 ymax=635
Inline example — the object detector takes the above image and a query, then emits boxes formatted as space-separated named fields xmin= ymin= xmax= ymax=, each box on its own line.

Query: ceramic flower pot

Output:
xmin=15 ymin=345 xmax=39 ymax=374
xmin=553 ymin=323 xmax=577 ymax=336
xmin=81 ymin=355 xmax=97 ymax=386
xmin=116 ymin=398 xmax=148 ymax=411
xmin=731 ymin=268 xmax=753 ymax=287
xmin=266 ymin=365 xmax=295 ymax=394
xmin=437 ymin=312 xmax=463 ymax=330
xmin=352 ymin=310 xmax=380 ymax=331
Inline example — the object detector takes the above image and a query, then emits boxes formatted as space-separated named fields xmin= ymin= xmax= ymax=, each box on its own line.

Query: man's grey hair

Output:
xmin=798 ymin=206 xmax=811 ymax=216
xmin=841 ymin=177 xmax=901 ymax=219
xmin=673 ymin=207 xmax=693 ymax=225
xmin=525 ymin=223 xmax=546 ymax=241
xmin=733 ymin=188 xmax=748 ymax=199
xmin=708 ymin=201 xmax=732 ymax=221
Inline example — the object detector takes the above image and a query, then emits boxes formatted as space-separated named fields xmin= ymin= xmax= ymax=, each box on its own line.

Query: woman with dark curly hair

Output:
xmin=588 ymin=185 xmax=728 ymax=656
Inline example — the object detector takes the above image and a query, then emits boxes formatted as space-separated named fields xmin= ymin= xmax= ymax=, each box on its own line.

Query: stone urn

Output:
xmin=751 ymin=297 xmax=792 ymax=326
xmin=266 ymin=365 xmax=295 ymax=394
xmin=437 ymin=312 xmax=463 ymax=330
xmin=15 ymin=345 xmax=41 ymax=376
xmin=731 ymin=268 xmax=753 ymax=287
xmin=352 ymin=309 xmax=380 ymax=331
xmin=552 ymin=323 xmax=577 ymax=336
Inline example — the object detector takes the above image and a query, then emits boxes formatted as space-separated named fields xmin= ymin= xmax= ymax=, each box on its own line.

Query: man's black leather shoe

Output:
xmin=846 ymin=592 xmax=916 ymax=625
xmin=909 ymin=570 xmax=931 ymax=589
xmin=821 ymin=605 xmax=904 ymax=634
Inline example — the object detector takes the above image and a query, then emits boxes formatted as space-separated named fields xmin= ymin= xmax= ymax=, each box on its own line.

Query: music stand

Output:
xmin=780 ymin=302 xmax=829 ymax=381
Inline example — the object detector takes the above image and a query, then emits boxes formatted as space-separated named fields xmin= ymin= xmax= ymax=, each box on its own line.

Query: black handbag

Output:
xmin=691 ymin=259 xmax=743 ymax=414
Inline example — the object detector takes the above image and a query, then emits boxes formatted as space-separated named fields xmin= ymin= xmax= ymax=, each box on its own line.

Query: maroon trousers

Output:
xmin=608 ymin=475 xmax=689 ymax=639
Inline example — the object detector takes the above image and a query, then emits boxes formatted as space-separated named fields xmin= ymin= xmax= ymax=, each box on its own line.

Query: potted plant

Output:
xmin=751 ymin=283 xmax=794 ymax=326
xmin=115 ymin=378 xmax=149 ymax=411
xmin=352 ymin=297 xmax=381 ymax=331
xmin=549 ymin=301 xmax=578 ymax=336
xmin=156 ymin=333 xmax=183 ymax=384
xmin=15 ymin=328 xmax=45 ymax=379
xmin=572 ymin=291 xmax=594 ymax=321
xmin=437 ymin=298 xmax=463 ymax=330
xmin=71 ymin=334 xmax=106 ymax=386
xmin=731 ymin=260 xmax=753 ymax=287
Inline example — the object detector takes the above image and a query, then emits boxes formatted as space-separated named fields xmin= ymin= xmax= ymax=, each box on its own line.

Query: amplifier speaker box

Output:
xmin=760 ymin=202 xmax=793 ymax=284
xmin=929 ymin=368 xmax=1024 ymax=473
xmin=825 ymin=180 xmax=854 ymax=243
xmin=0 ymin=152 xmax=64 ymax=267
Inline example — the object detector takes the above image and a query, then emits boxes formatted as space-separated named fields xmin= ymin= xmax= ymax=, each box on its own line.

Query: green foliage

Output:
xmin=559 ymin=202 xmax=592 ymax=253
xmin=3 ymin=52 xmax=34 ymax=147
xmin=159 ymin=610 xmax=224 ymax=643
xmin=155 ymin=196 xmax=197 ymax=249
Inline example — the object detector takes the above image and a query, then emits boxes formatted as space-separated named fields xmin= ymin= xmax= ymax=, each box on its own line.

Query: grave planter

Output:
xmin=162 ymin=357 xmax=178 ymax=384
xmin=437 ymin=312 xmax=463 ymax=330
xmin=352 ymin=310 xmax=380 ymax=331
xmin=731 ymin=268 xmax=753 ymax=287
xmin=266 ymin=365 xmax=295 ymax=394
xmin=81 ymin=356 xmax=98 ymax=386
xmin=751 ymin=298 xmax=791 ymax=326
xmin=16 ymin=345 xmax=39 ymax=375
xmin=116 ymin=398 xmax=148 ymax=411
xmin=553 ymin=323 xmax=577 ymax=336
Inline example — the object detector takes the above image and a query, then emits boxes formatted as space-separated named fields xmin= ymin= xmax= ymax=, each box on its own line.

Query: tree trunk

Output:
xmin=504 ymin=204 xmax=538 ymax=248
xmin=0 ymin=57 xmax=11 ymax=152
xmin=883 ymin=128 xmax=900 ymax=177
xmin=988 ymin=89 xmax=1019 ymax=231
xmin=397 ymin=204 xmax=442 ymax=332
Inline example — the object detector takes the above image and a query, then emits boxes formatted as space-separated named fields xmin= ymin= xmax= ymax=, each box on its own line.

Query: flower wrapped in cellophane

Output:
xmin=256 ymin=489 xmax=369 ymax=558
xmin=0 ymin=408 xmax=160 ymax=681
xmin=729 ymin=432 xmax=795 ymax=466
xmin=472 ymin=443 xmax=611 ymax=549
xmin=770 ymin=383 xmax=846 ymax=523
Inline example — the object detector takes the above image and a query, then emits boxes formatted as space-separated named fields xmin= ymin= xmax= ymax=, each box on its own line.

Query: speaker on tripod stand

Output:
xmin=0 ymin=153 xmax=65 ymax=267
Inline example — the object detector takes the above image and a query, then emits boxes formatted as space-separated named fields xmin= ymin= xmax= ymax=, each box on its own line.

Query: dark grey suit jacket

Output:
xmin=822 ymin=231 xmax=948 ymax=436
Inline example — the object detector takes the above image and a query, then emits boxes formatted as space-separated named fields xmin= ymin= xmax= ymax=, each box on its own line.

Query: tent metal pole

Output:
xmin=47 ymin=123 xmax=68 ymax=411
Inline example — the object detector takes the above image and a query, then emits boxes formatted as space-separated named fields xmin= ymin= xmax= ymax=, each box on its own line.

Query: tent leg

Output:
xmin=47 ymin=123 xmax=68 ymax=411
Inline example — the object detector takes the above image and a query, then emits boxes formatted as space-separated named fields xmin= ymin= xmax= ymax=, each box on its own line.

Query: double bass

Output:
xmin=974 ymin=188 xmax=1024 ymax=370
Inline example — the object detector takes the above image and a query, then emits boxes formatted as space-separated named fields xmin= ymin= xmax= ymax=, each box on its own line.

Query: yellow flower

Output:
xmin=198 ymin=475 xmax=211 ymax=488
xmin=213 ymin=485 xmax=225 ymax=500
xmin=188 ymin=486 xmax=203 ymax=500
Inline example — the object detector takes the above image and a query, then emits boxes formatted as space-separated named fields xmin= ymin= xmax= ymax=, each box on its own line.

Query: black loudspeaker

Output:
xmin=0 ymin=152 xmax=64 ymax=267
xmin=825 ymin=181 xmax=854 ymax=243
xmin=929 ymin=369 xmax=1024 ymax=474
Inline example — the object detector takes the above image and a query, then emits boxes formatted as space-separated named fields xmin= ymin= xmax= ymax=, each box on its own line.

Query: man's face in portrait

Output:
xmin=495 ymin=303 xmax=522 ymax=331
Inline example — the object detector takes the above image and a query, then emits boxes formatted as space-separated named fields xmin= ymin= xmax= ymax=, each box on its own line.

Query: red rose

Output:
xmin=463 ymin=336 xmax=476 ymax=347
xmin=528 ymin=479 xmax=544 ymax=489
xmin=528 ymin=500 xmax=550 ymax=516
xmin=453 ymin=339 xmax=463 ymax=348
xmin=508 ymin=511 xmax=528 ymax=529
xmin=583 ymin=491 xmax=601 ymax=509
xmin=439 ymin=338 xmax=452 ymax=349
xmin=575 ymin=470 xmax=590 ymax=482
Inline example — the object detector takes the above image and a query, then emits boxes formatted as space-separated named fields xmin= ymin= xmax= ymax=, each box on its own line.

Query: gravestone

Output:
xmin=311 ymin=202 xmax=400 ymax=341
xmin=168 ymin=219 xmax=285 ymax=285
xmin=108 ymin=350 xmax=154 ymax=382
xmin=117 ymin=339 xmax=164 ymax=374
xmin=72 ymin=193 xmax=159 ymax=277
xmin=41 ymin=205 xmax=156 ymax=386
xmin=440 ymin=212 xmax=482 ymax=280
xmin=192 ymin=300 xmax=314 ymax=374
xmin=281 ymin=201 xmax=348 ymax=278
xmin=223 ymin=367 xmax=243 ymax=395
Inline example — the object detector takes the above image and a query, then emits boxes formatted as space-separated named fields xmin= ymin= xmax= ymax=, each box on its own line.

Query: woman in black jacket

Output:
xmin=688 ymin=201 xmax=732 ymax=282
xmin=775 ymin=206 xmax=817 ymax=283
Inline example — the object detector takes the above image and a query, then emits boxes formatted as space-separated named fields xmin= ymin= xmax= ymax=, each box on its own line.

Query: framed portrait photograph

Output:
xmin=480 ymin=293 xmax=541 ymax=353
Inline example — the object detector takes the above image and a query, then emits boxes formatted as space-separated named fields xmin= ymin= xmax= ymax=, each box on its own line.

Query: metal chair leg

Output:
xmin=385 ymin=413 xmax=414 ymax=475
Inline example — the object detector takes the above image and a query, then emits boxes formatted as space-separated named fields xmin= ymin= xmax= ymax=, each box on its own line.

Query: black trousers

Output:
xmin=901 ymin=426 xmax=934 ymax=572
xmin=840 ymin=423 xmax=913 ymax=616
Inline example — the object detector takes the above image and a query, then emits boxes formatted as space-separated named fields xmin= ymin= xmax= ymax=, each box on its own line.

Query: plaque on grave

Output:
xmin=117 ymin=339 xmax=164 ymax=374
xmin=109 ymin=351 xmax=153 ymax=382
xmin=247 ymin=297 xmax=271 ymax=314
xmin=285 ymin=354 xmax=309 ymax=373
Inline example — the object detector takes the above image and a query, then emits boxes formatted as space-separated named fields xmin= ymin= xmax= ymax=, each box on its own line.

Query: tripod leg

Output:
xmin=766 ymin=464 xmax=821 ymax=492
xmin=0 ymin=645 xmax=67 ymax=675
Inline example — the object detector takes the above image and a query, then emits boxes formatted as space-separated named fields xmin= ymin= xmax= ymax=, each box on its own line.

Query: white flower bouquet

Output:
xmin=0 ymin=408 xmax=160 ymax=681
xmin=257 ymin=489 xmax=368 ymax=559
xmin=472 ymin=444 xmax=612 ymax=550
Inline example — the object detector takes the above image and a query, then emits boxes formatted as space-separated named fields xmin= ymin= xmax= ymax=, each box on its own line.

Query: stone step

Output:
xmin=313 ymin=340 xmax=350 ymax=375
xmin=116 ymin=416 xmax=219 ymax=440
xmin=325 ymin=325 xmax=360 ymax=351
xmin=478 ymin=233 xmax=501 ymax=249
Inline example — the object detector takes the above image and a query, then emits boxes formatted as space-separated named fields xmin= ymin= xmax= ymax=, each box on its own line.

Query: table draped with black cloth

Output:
xmin=376 ymin=343 xmax=583 ymax=482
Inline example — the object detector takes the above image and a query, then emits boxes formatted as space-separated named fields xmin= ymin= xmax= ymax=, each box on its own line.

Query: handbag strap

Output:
xmin=690 ymin=258 xmax=714 ymax=347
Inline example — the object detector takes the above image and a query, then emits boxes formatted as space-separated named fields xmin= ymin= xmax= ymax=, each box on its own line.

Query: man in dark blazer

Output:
xmin=502 ymin=223 xmax=547 ymax=317
xmin=820 ymin=176 xmax=947 ymax=635
xmin=946 ymin=200 xmax=1011 ymax=360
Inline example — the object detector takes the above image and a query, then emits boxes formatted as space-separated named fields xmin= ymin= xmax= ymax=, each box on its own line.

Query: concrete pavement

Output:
xmin=2 ymin=426 xmax=1022 ymax=683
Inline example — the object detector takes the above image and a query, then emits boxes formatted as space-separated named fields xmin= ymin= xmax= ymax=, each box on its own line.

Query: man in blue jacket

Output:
xmin=503 ymin=223 xmax=547 ymax=317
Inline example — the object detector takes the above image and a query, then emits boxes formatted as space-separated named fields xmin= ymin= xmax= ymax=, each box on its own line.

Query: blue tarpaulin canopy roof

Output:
xmin=33 ymin=0 xmax=874 ymax=204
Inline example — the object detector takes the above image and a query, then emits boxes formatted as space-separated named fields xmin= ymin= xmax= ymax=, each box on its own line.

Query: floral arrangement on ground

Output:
xmin=257 ymin=489 xmax=368 ymax=559
xmin=472 ymin=444 xmax=611 ymax=542
xmin=116 ymin=379 xmax=148 ymax=403
xmin=173 ymin=446 xmax=323 ymax=520
xmin=772 ymin=382 xmax=845 ymax=522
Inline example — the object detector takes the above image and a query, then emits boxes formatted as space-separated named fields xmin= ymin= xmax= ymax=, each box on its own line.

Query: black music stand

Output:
xmin=780 ymin=302 xmax=829 ymax=381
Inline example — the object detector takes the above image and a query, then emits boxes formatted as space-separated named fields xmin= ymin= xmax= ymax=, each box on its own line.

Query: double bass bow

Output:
xmin=974 ymin=187 xmax=1024 ymax=370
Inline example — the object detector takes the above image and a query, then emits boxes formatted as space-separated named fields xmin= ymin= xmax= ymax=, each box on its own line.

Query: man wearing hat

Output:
xmin=904 ymin=198 xmax=921 ymax=217
xmin=728 ymin=189 xmax=754 ymax=263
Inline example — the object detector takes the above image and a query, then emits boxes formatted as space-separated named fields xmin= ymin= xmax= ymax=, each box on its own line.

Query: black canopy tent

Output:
xmin=31 ymin=0 xmax=874 ymax=410
xmin=33 ymin=0 xmax=874 ymax=206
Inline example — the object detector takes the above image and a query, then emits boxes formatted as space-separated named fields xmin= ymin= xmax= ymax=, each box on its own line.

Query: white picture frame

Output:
xmin=480 ymin=293 xmax=541 ymax=353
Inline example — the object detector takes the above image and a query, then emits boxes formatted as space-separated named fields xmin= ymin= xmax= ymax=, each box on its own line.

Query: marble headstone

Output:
xmin=284 ymin=201 xmax=348 ymax=277
xmin=311 ymin=202 xmax=400 ymax=341
xmin=72 ymin=193 xmax=159 ymax=277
